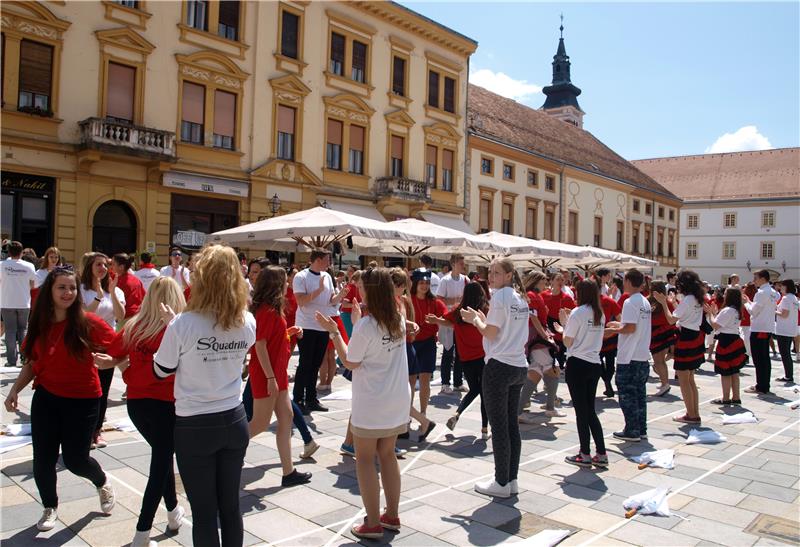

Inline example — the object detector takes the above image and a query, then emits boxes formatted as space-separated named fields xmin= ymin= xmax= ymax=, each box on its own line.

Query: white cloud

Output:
xmin=705 ymin=126 xmax=773 ymax=154
xmin=469 ymin=68 xmax=542 ymax=105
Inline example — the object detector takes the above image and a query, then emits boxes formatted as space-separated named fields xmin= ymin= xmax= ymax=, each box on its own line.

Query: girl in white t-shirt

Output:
xmin=775 ymin=280 xmax=799 ymax=383
xmin=316 ymin=267 xmax=411 ymax=540
xmin=460 ymin=258 xmax=528 ymax=499
xmin=560 ymin=280 xmax=607 ymax=469
xmin=707 ymin=288 xmax=746 ymax=405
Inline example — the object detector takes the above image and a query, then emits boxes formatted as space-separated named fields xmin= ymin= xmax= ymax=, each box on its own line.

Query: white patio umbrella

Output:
xmin=466 ymin=232 xmax=590 ymax=265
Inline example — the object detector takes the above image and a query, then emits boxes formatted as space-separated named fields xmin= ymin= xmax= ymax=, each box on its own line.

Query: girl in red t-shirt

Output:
xmin=541 ymin=272 xmax=576 ymax=368
xmin=248 ymin=265 xmax=310 ymax=488
xmin=410 ymin=270 xmax=447 ymax=418
xmin=111 ymin=253 xmax=145 ymax=326
xmin=98 ymin=276 xmax=187 ymax=546
xmin=648 ymin=282 xmax=677 ymax=396
xmin=4 ymin=268 xmax=117 ymax=532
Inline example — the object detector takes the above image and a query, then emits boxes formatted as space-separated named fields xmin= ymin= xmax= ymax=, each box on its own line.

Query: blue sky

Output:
xmin=401 ymin=2 xmax=800 ymax=160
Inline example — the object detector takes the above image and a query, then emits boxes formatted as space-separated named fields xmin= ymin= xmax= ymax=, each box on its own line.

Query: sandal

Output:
xmin=711 ymin=398 xmax=731 ymax=405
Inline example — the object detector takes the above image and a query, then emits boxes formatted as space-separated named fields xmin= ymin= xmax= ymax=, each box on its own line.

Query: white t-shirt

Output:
xmin=436 ymin=273 xmax=468 ymax=306
xmin=135 ymin=266 xmax=161 ymax=292
xmin=159 ymin=265 xmax=190 ymax=287
xmin=563 ymin=304 xmax=605 ymax=364
xmin=34 ymin=268 xmax=51 ymax=289
xmin=154 ymin=311 xmax=256 ymax=417
xmin=713 ymin=306 xmax=741 ymax=335
xmin=346 ymin=316 xmax=411 ymax=430
xmin=776 ymin=294 xmax=799 ymax=337
xmin=483 ymin=287 xmax=529 ymax=368
xmin=746 ymin=284 xmax=777 ymax=334
xmin=0 ymin=258 xmax=36 ymax=308
xmin=293 ymin=268 xmax=337 ymax=330
xmin=674 ymin=294 xmax=703 ymax=331
xmin=426 ymin=269 xmax=441 ymax=295
xmin=82 ymin=287 xmax=126 ymax=330
xmin=562 ymin=286 xmax=575 ymax=299
xmin=617 ymin=292 xmax=652 ymax=365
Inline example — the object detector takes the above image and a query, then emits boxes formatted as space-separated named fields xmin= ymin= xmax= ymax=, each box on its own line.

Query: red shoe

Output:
xmin=351 ymin=520 xmax=384 ymax=539
xmin=380 ymin=512 xmax=401 ymax=531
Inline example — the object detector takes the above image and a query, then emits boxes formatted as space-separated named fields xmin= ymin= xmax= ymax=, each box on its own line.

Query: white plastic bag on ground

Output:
xmin=623 ymin=486 xmax=671 ymax=517
xmin=722 ymin=412 xmax=758 ymax=424
xmin=631 ymin=449 xmax=675 ymax=469
xmin=686 ymin=428 xmax=727 ymax=444
xmin=1 ymin=423 xmax=32 ymax=436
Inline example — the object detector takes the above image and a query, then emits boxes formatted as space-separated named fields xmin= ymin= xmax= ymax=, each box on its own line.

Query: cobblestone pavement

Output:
xmin=1 ymin=340 xmax=798 ymax=546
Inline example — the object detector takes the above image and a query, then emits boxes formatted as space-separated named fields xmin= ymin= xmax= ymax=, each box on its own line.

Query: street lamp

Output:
xmin=270 ymin=193 xmax=281 ymax=216
xmin=781 ymin=260 xmax=787 ymax=273
xmin=746 ymin=260 xmax=751 ymax=272
xmin=320 ymin=200 xmax=330 ymax=209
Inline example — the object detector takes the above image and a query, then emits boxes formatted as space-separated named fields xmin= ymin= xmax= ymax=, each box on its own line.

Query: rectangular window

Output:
xmin=330 ymin=32 xmax=345 ymax=76
xmin=687 ymin=243 xmax=698 ymax=259
xmin=428 ymin=70 xmax=439 ymax=108
xmin=761 ymin=210 xmax=775 ymax=228
xmin=669 ymin=209 xmax=675 ymax=221
xmin=658 ymin=206 xmax=664 ymax=219
xmin=632 ymin=225 xmax=639 ymax=252
xmin=668 ymin=231 xmax=674 ymax=257
xmin=18 ymin=40 xmax=53 ymax=112
xmin=633 ymin=199 xmax=640 ymax=213
xmin=181 ymin=82 xmax=205 ymax=144
xmin=392 ymin=56 xmax=406 ymax=96
xmin=645 ymin=202 xmax=652 ymax=215
xmin=722 ymin=242 xmax=736 ymax=259
xmin=503 ymin=163 xmax=514 ymax=181
xmin=212 ymin=89 xmax=236 ymax=150
xmin=657 ymin=231 xmax=664 ymax=256
xmin=593 ymin=217 xmax=602 ymax=247
xmin=442 ymin=150 xmax=454 ymax=191
xmin=723 ymin=212 xmax=736 ymax=228
xmin=687 ymin=214 xmax=698 ymax=229
xmin=186 ymin=0 xmax=208 ymax=31
xmin=544 ymin=211 xmax=555 ymax=241
xmin=218 ymin=0 xmax=239 ymax=40
xmin=390 ymin=135 xmax=404 ymax=177
xmin=276 ymin=104 xmax=295 ymax=160
xmin=568 ymin=211 xmax=578 ymax=245
xmin=443 ymin=76 xmax=455 ymax=113
xmin=644 ymin=227 xmax=652 ymax=254
xmin=351 ymin=40 xmax=367 ymax=83
xmin=348 ymin=125 xmax=364 ymax=175
xmin=761 ymin=241 xmax=774 ymax=260
xmin=425 ymin=144 xmax=437 ymax=186
xmin=479 ymin=198 xmax=491 ymax=233
xmin=106 ymin=62 xmax=135 ymax=122
xmin=526 ymin=206 xmax=537 ymax=239
xmin=545 ymin=175 xmax=555 ymax=192
xmin=115 ymin=0 xmax=139 ymax=7
xmin=527 ymin=170 xmax=538 ymax=187
xmin=280 ymin=10 xmax=300 ymax=59
xmin=480 ymin=157 xmax=493 ymax=175
xmin=326 ymin=119 xmax=343 ymax=170
xmin=616 ymin=221 xmax=624 ymax=251
xmin=501 ymin=202 xmax=512 ymax=235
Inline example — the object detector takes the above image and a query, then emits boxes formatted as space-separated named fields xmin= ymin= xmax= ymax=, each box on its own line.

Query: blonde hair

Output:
xmin=492 ymin=258 xmax=526 ymax=299
xmin=390 ymin=267 xmax=413 ymax=322
xmin=186 ymin=244 xmax=249 ymax=330
xmin=123 ymin=277 xmax=186 ymax=347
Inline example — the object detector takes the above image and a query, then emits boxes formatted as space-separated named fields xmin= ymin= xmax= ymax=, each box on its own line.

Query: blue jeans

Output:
xmin=243 ymin=379 xmax=312 ymax=444
xmin=1 ymin=308 xmax=29 ymax=367
xmin=615 ymin=361 xmax=650 ymax=437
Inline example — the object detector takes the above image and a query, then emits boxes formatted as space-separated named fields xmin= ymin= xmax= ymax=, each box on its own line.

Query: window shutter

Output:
xmin=428 ymin=70 xmax=439 ymax=107
xmin=281 ymin=10 xmax=299 ymax=59
xmin=277 ymin=105 xmax=295 ymax=133
xmin=349 ymin=125 xmax=364 ymax=151
xmin=426 ymin=145 xmax=437 ymax=166
xmin=352 ymin=41 xmax=367 ymax=72
xmin=19 ymin=40 xmax=53 ymax=96
xmin=213 ymin=90 xmax=236 ymax=137
xmin=392 ymin=56 xmax=405 ymax=95
xmin=444 ymin=77 xmax=455 ymax=112
xmin=331 ymin=33 xmax=345 ymax=64
xmin=327 ymin=119 xmax=342 ymax=145
xmin=182 ymin=82 xmax=205 ymax=124
xmin=106 ymin=62 xmax=135 ymax=121
xmin=443 ymin=149 xmax=454 ymax=170
xmin=391 ymin=135 xmax=404 ymax=159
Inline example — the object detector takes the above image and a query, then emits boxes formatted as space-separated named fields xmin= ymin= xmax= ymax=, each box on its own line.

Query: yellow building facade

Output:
xmin=1 ymin=1 xmax=476 ymax=264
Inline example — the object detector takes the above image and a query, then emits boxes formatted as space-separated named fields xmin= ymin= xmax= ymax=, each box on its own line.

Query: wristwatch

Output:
xmin=329 ymin=331 xmax=340 ymax=340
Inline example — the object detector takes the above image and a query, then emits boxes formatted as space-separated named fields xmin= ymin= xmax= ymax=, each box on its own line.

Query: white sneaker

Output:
xmin=545 ymin=409 xmax=567 ymax=418
xmin=97 ymin=480 xmax=115 ymax=513
xmin=509 ymin=479 xmax=519 ymax=495
xmin=300 ymin=440 xmax=320 ymax=459
xmin=37 ymin=507 xmax=57 ymax=531
xmin=167 ymin=504 xmax=185 ymax=532
xmin=454 ymin=384 xmax=469 ymax=393
xmin=131 ymin=529 xmax=156 ymax=547
xmin=518 ymin=413 xmax=537 ymax=424
xmin=481 ymin=429 xmax=491 ymax=441
xmin=474 ymin=479 xmax=511 ymax=498
xmin=440 ymin=385 xmax=453 ymax=394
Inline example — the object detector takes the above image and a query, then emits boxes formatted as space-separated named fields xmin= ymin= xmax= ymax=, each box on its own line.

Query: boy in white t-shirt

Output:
xmin=775 ymin=279 xmax=799 ymax=383
xmin=606 ymin=269 xmax=652 ymax=442
xmin=436 ymin=254 xmax=468 ymax=393
xmin=0 ymin=241 xmax=36 ymax=367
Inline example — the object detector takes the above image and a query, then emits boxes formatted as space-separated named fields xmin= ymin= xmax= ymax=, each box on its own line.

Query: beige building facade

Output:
xmin=1 ymin=0 xmax=476 ymax=264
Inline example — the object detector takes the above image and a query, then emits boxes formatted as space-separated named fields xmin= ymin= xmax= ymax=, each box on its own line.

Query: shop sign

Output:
xmin=2 ymin=172 xmax=55 ymax=193
xmin=163 ymin=172 xmax=249 ymax=198
xmin=173 ymin=230 xmax=207 ymax=248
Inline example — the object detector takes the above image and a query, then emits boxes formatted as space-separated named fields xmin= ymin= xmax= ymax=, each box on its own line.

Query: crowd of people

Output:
xmin=1 ymin=239 xmax=798 ymax=545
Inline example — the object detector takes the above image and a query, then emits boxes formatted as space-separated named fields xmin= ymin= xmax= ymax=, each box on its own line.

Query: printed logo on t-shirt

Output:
xmin=196 ymin=337 xmax=250 ymax=362
xmin=510 ymin=304 xmax=530 ymax=320
xmin=381 ymin=334 xmax=404 ymax=352
xmin=639 ymin=306 xmax=652 ymax=320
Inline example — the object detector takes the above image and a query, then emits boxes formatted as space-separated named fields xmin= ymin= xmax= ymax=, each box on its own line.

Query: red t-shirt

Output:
xmin=444 ymin=310 xmax=485 ymax=361
xmin=340 ymin=283 xmax=361 ymax=311
xmin=116 ymin=272 xmax=146 ymax=318
xmin=107 ymin=327 xmax=174 ymax=401
xmin=412 ymin=296 xmax=447 ymax=341
xmin=600 ymin=295 xmax=622 ymax=325
xmin=651 ymin=300 xmax=676 ymax=328
xmin=740 ymin=305 xmax=751 ymax=327
xmin=618 ymin=292 xmax=631 ymax=308
xmin=285 ymin=287 xmax=297 ymax=328
xmin=183 ymin=285 xmax=191 ymax=302
xmin=250 ymin=305 xmax=291 ymax=377
xmin=527 ymin=291 xmax=549 ymax=324
xmin=541 ymin=290 xmax=575 ymax=320
xmin=29 ymin=313 xmax=116 ymax=398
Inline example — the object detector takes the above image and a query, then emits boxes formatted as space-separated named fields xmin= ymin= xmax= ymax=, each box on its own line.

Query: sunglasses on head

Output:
xmin=53 ymin=265 xmax=75 ymax=274
xmin=171 ymin=252 xmax=182 ymax=257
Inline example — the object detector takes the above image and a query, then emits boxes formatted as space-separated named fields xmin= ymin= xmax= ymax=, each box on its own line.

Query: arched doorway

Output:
xmin=92 ymin=200 xmax=137 ymax=256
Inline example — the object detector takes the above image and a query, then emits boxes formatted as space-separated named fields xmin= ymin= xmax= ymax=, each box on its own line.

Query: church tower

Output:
xmin=540 ymin=18 xmax=584 ymax=128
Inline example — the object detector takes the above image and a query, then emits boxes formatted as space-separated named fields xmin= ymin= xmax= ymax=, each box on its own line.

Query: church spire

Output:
xmin=541 ymin=16 xmax=585 ymax=128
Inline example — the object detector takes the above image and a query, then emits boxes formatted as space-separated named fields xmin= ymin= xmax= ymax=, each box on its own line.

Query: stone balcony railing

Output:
xmin=374 ymin=176 xmax=432 ymax=203
xmin=79 ymin=117 xmax=176 ymax=161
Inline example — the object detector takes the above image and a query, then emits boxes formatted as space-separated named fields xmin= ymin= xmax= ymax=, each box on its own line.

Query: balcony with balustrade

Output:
xmin=78 ymin=117 xmax=176 ymax=162
xmin=374 ymin=176 xmax=432 ymax=204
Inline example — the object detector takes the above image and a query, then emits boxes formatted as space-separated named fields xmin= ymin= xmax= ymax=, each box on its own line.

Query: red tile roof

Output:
xmin=632 ymin=148 xmax=800 ymax=201
xmin=467 ymin=84 xmax=680 ymax=201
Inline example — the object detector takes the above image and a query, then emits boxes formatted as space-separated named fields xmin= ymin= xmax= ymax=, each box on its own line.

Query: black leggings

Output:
xmin=293 ymin=329 xmax=329 ymax=405
xmin=482 ymin=359 xmax=526 ymax=486
xmin=600 ymin=351 xmax=616 ymax=388
xmin=95 ymin=367 xmax=114 ymax=433
xmin=456 ymin=358 xmax=488 ymax=428
xmin=776 ymin=335 xmax=795 ymax=381
xmin=127 ymin=398 xmax=178 ymax=532
xmin=565 ymin=357 xmax=606 ymax=456
xmin=31 ymin=387 xmax=107 ymax=508
xmin=175 ymin=404 xmax=249 ymax=547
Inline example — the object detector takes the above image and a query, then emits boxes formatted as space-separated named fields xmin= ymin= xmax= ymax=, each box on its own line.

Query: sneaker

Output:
xmin=655 ymin=385 xmax=671 ymax=397
xmin=131 ymin=529 xmax=156 ymax=547
xmin=565 ymin=453 xmax=593 ymax=468
xmin=481 ymin=429 xmax=491 ymax=441
xmin=418 ymin=421 xmax=436 ymax=441
xmin=522 ymin=400 xmax=531 ymax=410
xmin=603 ymin=387 xmax=615 ymax=398
xmin=592 ymin=454 xmax=609 ymax=469
xmin=167 ymin=505 xmax=185 ymax=532
xmin=440 ymin=385 xmax=453 ymax=394
xmin=97 ymin=480 xmax=115 ymax=514
xmin=281 ymin=469 xmax=312 ymax=487
xmin=93 ymin=433 xmax=108 ymax=449
xmin=509 ymin=479 xmax=519 ymax=495
xmin=306 ymin=400 xmax=329 ymax=412
xmin=379 ymin=512 xmax=401 ymax=531
xmin=394 ymin=447 xmax=407 ymax=458
xmin=474 ymin=479 xmax=511 ymax=498
xmin=446 ymin=414 xmax=459 ymax=431
xmin=454 ymin=384 xmax=469 ymax=393
xmin=776 ymin=377 xmax=794 ymax=383
xmin=613 ymin=431 xmax=640 ymax=442
xmin=340 ymin=443 xmax=355 ymax=457
xmin=351 ymin=520 xmax=384 ymax=540
xmin=518 ymin=413 xmax=537 ymax=424
xmin=36 ymin=508 xmax=57 ymax=532
xmin=300 ymin=440 xmax=320 ymax=459
xmin=711 ymin=398 xmax=731 ymax=405
xmin=545 ymin=409 xmax=567 ymax=418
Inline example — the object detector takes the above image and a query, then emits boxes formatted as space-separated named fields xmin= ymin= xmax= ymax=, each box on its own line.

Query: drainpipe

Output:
xmin=463 ymin=57 xmax=471 ymax=224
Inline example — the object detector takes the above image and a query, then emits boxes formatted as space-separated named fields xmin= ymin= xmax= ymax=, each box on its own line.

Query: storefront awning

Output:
xmin=419 ymin=211 xmax=474 ymax=235
xmin=323 ymin=198 xmax=387 ymax=223
xmin=163 ymin=171 xmax=249 ymax=198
